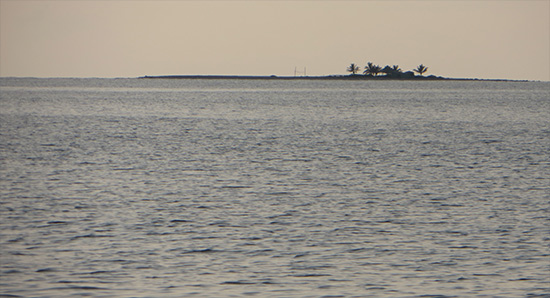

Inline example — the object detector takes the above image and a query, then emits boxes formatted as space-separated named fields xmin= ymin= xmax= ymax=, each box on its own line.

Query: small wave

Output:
xmin=70 ymin=234 xmax=114 ymax=241
xmin=36 ymin=268 xmax=57 ymax=273
xmin=46 ymin=286 xmax=107 ymax=290
xmin=47 ymin=221 xmax=70 ymax=225
xmin=267 ymin=212 xmax=294 ymax=219
xmin=170 ymin=219 xmax=191 ymax=223
xmin=449 ymin=245 xmax=478 ymax=249
xmin=291 ymin=273 xmax=332 ymax=277
xmin=182 ymin=248 xmax=220 ymax=254
xmin=221 ymin=280 xmax=256 ymax=285
xmin=219 ymin=185 xmax=251 ymax=189
xmin=415 ymin=295 xmax=456 ymax=298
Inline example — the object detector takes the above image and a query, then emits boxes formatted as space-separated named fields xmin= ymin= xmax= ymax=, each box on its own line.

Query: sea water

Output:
xmin=0 ymin=78 xmax=549 ymax=298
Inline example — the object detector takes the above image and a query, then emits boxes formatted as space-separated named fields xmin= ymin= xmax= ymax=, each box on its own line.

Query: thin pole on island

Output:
xmin=294 ymin=66 xmax=306 ymax=77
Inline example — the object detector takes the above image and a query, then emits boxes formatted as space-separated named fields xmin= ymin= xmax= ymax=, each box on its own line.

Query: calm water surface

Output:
xmin=1 ymin=78 xmax=549 ymax=297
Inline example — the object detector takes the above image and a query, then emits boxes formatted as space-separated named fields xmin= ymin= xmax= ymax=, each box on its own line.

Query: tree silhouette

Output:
xmin=343 ymin=62 xmax=436 ymax=78
xmin=381 ymin=65 xmax=394 ymax=76
xmin=414 ymin=64 xmax=428 ymax=76
xmin=364 ymin=62 xmax=382 ymax=76
xmin=381 ymin=65 xmax=403 ymax=78
xmin=347 ymin=63 xmax=360 ymax=75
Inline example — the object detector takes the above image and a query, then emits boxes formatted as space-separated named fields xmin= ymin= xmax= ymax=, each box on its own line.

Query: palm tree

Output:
xmin=391 ymin=65 xmax=402 ymax=73
xmin=347 ymin=63 xmax=360 ymax=75
xmin=414 ymin=64 xmax=428 ymax=76
xmin=381 ymin=65 xmax=394 ymax=76
xmin=364 ymin=62 xmax=382 ymax=76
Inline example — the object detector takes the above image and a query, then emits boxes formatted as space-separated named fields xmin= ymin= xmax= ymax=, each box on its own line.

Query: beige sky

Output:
xmin=1 ymin=0 xmax=549 ymax=80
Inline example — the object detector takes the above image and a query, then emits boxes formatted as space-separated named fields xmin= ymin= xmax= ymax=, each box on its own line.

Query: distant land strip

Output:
xmin=139 ymin=75 xmax=526 ymax=82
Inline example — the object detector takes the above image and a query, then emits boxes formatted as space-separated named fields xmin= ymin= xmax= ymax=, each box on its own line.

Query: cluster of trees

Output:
xmin=347 ymin=62 xmax=428 ymax=77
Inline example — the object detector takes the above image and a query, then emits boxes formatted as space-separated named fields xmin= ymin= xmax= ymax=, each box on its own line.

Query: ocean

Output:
xmin=1 ymin=77 xmax=549 ymax=297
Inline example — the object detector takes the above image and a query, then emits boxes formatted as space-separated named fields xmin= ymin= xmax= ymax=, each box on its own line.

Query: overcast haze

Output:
xmin=1 ymin=0 xmax=549 ymax=81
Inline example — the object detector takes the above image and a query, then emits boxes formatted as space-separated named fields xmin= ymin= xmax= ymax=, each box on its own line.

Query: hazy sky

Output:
xmin=1 ymin=0 xmax=549 ymax=80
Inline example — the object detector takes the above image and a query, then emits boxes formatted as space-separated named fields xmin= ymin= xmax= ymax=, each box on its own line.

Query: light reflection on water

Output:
xmin=1 ymin=78 xmax=549 ymax=297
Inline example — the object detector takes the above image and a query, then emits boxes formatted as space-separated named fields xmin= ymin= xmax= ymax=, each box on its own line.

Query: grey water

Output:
xmin=0 ymin=77 xmax=549 ymax=298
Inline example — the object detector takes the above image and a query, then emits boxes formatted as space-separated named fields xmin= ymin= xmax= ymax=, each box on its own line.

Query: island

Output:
xmin=139 ymin=74 xmax=519 ymax=82
xmin=138 ymin=62 xmax=524 ymax=81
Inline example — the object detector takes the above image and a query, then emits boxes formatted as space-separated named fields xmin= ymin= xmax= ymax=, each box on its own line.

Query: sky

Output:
xmin=1 ymin=0 xmax=549 ymax=81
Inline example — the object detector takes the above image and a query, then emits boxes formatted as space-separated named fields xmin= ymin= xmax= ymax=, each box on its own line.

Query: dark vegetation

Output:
xmin=349 ymin=62 xmax=433 ymax=79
